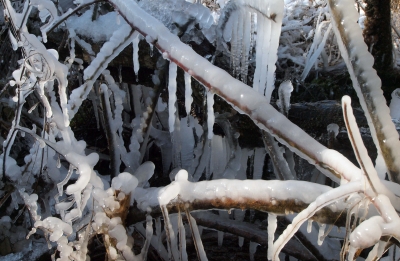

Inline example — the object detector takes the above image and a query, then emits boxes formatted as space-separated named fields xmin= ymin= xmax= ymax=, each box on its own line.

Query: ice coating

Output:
xmin=139 ymin=169 xmax=334 ymax=212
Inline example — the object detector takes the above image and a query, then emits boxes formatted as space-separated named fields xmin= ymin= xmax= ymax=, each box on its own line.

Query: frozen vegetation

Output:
xmin=0 ymin=0 xmax=400 ymax=260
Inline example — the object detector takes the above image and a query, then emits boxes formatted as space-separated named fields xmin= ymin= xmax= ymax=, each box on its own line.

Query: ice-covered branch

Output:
xmin=133 ymin=170 xmax=349 ymax=225
xmin=108 ymin=0 xmax=361 ymax=184
xmin=328 ymin=0 xmax=400 ymax=184
xmin=68 ymin=24 xmax=136 ymax=120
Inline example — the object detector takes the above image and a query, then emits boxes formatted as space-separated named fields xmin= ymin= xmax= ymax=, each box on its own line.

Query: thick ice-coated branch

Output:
xmin=328 ymin=0 xmax=400 ymax=184
xmin=133 ymin=170 xmax=348 ymax=225
xmin=106 ymin=0 xmax=362 ymax=184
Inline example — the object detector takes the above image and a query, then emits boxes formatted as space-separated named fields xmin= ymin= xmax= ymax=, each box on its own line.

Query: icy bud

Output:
xmin=133 ymin=161 xmax=155 ymax=187
xmin=277 ymin=80 xmax=293 ymax=117
xmin=112 ymin=172 xmax=139 ymax=194
xmin=327 ymin=123 xmax=339 ymax=148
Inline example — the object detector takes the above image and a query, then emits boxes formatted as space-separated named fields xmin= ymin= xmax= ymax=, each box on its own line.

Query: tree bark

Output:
xmin=363 ymin=0 xmax=393 ymax=71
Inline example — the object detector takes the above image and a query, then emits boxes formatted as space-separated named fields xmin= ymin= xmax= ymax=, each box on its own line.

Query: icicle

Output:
xmin=178 ymin=210 xmax=188 ymax=261
xmin=57 ymin=155 xmax=61 ymax=168
xmin=156 ymin=217 xmax=163 ymax=254
xmin=277 ymin=81 xmax=293 ymax=117
xmin=67 ymin=29 xmax=76 ymax=68
xmin=249 ymin=241 xmax=258 ymax=261
xmin=118 ymin=65 xmax=122 ymax=83
xmin=149 ymin=43 xmax=154 ymax=57
xmin=259 ymin=18 xmax=272 ymax=98
xmin=9 ymin=30 xmax=18 ymax=51
xmin=186 ymin=211 xmax=207 ymax=261
xmin=235 ymin=10 xmax=244 ymax=78
xmin=218 ymin=231 xmax=224 ymax=247
xmin=88 ymin=86 xmax=100 ymax=129
xmin=317 ymin=223 xmax=326 ymax=246
xmin=241 ymin=10 xmax=251 ymax=83
xmin=207 ymin=91 xmax=215 ymax=140
xmin=132 ymin=31 xmax=141 ymax=82
xmin=252 ymin=14 xmax=264 ymax=93
xmin=172 ymin=116 xmax=182 ymax=169
xmin=184 ymin=71 xmax=192 ymax=117
xmin=390 ymin=88 xmax=400 ymax=121
xmin=161 ymin=206 xmax=180 ymax=260
xmin=238 ymin=237 xmax=244 ymax=247
xmin=267 ymin=213 xmax=277 ymax=260
xmin=28 ymin=102 xmax=40 ymax=113
xmin=230 ymin=12 xmax=239 ymax=76
xmin=301 ymin=23 xmax=332 ymax=81
xmin=168 ymin=62 xmax=178 ymax=133
xmin=249 ymin=13 xmax=256 ymax=55
xmin=307 ymin=220 xmax=313 ymax=233
xmin=253 ymin=148 xmax=265 ymax=180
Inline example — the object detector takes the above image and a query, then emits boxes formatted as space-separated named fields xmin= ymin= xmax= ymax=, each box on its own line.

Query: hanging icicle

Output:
xmin=317 ymin=223 xmax=326 ymax=246
xmin=267 ymin=213 xmax=277 ymax=260
xmin=132 ymin=31 xmax=141 ymax=82
xmin=184 ymin=71 xmax=192 ymax=117
xmin=168 ymin=62 xmax=178 ymax=133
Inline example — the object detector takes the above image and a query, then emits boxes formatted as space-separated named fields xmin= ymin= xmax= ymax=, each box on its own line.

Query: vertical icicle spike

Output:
xmin=317 ymin=223 xmax=326 ymax=246
xmin=184 ymin=71 xmax=192 ymax=117
xmin=267 ymin=213 xmax=277 ymax=260
xmin=132 ymin=31 xmax=140 ymax=82
xmin=168 ymin=62 xmax=178 ymax=133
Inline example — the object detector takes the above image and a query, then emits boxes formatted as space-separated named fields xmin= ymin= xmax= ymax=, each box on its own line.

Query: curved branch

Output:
xmin=132 ymin=178 xmax=350 ymax=226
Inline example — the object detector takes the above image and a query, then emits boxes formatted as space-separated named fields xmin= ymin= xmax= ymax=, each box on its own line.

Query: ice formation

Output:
xmin=2 ymin=0 xmax=400 ymax=260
